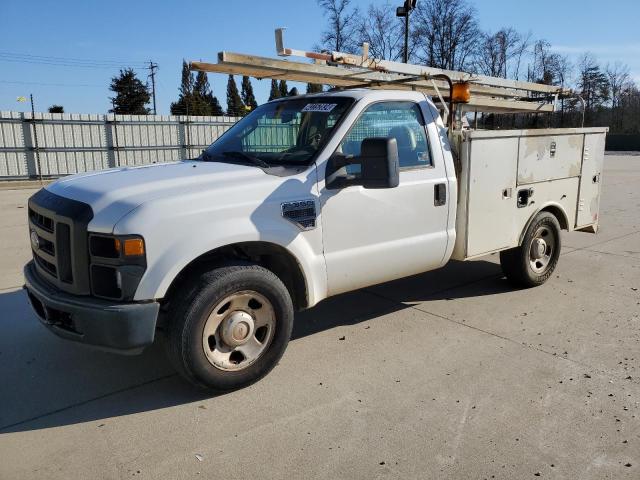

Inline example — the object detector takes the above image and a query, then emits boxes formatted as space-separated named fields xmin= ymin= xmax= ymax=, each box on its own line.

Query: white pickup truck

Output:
xmin=24 ymin=89 xmax=606 ymax=390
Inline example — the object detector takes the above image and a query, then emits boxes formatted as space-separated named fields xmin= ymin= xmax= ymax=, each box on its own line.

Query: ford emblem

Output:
xmin=30 ymin=230 xmax=40 ymax=250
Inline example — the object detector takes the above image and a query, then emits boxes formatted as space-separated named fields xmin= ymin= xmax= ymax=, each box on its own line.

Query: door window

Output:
xmin=338 ymin=101 xmax=431 ymax=169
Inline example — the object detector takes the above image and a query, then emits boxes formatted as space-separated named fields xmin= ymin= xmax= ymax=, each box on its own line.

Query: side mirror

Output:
xmin=326 ymin=137 xmax=400 ymax=190
xmin=359 ymin=137 xmax=400 ymax=189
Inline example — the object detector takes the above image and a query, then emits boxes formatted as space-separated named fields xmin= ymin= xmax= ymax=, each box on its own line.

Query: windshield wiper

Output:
xmin=221 ymin=151 xmax=270 ymax=168
xmin=197 ymin=150 xmax=270 ymax=169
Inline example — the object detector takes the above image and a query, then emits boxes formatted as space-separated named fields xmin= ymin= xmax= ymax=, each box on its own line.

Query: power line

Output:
xmin=0 ymin=53 xmax=149 ymax=69
xmin=0 ymin=79 xmax=104 ymax=88
xmin=0 ymin=57 xmax=148 ymax=69
xmin=0 ymin=51 xmax=149 ymax=67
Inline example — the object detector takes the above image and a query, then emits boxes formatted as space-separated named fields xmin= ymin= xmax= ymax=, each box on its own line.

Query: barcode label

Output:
xmin=301 ymin=103 xmax=337 ymax=113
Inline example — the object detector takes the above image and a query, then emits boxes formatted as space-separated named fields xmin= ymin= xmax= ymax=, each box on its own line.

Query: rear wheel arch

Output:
xmin=540 ymin=205 xmax=569 ymax=230
xmin=161 ymin=241 xmax=309 ymax=313
xmin=519 ymin=204 xmax=569 ymax=245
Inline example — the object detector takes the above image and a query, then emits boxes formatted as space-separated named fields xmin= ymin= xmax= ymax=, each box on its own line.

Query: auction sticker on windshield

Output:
xmin=301 ymin=103 xmax=337 ymax=113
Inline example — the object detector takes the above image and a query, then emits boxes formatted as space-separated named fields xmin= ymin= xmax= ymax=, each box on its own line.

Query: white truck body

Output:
xmin=23 ymin=88 xmax=606 ymax=388
xmin=452 ymin=127 xmax=606 ymax=260
xmin=44 ymin=90 xmax=605 ymax=306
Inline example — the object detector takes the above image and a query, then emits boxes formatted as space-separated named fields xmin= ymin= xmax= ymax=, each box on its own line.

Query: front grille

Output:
xmin=56 ymin=223 xmax=73 ymax=283
xmin=28 ymin=189 xmax=93 ymax=295
xmin=29 ymin=208 xmax=54 ymax=233
xmin=35 ymin=253 xmax=57 ymax=276
xmin=38 ymin=235 xmax=55 ymax=256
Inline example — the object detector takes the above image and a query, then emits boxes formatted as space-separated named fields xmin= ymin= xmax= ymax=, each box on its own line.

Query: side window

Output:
xmin=338 ymin=101 xmax=432 ymax=169
xmin=242 ymin=106 xmax=345 ymax=154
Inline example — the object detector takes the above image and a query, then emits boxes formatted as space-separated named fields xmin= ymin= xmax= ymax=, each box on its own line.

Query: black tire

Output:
xmin=165 ymin=262 xmax=294 ymax=391
xmin=500 ymin=212 xmax=561 ymax=288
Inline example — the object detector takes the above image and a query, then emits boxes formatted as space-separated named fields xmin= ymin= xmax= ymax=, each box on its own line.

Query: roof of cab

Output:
xmin=266 ymin=88 xmax=427 ymax=104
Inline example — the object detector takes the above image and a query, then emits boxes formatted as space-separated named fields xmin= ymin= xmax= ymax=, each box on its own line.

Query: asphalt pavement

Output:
xmin=0 ymin=154 xmax=638 ymax=479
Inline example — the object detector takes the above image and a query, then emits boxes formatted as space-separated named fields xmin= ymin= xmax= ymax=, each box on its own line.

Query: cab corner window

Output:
xmin=337 ymin=101 xmax=432 ymax=170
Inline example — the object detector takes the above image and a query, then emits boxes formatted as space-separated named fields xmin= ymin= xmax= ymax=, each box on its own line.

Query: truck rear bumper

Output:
xmin=24 ymin=261 xmax=159 ymax=354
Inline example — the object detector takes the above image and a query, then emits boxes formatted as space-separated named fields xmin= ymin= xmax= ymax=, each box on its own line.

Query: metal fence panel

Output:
xmin=0 ymin=112 xmax=240 ymax=179
xmin=0 ymin=111 xmax=28 ymax=176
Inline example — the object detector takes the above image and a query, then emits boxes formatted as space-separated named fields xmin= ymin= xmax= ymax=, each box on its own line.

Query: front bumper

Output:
xmin=24 ymin=261 xmax=159 ymax=354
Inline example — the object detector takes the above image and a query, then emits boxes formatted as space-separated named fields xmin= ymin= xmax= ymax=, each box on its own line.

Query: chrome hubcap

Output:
xmin=202 ymin=291 xmax=275 ymax=371
xmin=531 ymin=238 xmax=547 ymax=260
xmin=220 ymin=311 xmax=255 ymax=347
xmin=529 ymin=226 xmax=555 ymax=274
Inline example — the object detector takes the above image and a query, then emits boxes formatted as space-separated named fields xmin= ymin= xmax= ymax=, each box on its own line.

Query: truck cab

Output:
xmin=24 ymin=89 xmax=605 ymax=391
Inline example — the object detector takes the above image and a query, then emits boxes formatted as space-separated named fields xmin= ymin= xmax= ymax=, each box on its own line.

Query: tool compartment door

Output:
xmin=465 ymin=137 xmax=519 ymax=257
xmin=576 ymin=133 xmax=605 ymax=228
xmin=517 ymin=134 xmax=583 ymax=184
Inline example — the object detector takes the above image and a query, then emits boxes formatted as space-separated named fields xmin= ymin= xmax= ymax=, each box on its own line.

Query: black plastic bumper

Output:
xmin=24 ymin=261 xmax=159 ymax=354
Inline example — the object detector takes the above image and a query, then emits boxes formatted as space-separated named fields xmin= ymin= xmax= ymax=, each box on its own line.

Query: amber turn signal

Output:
xmin=122 ymin=238 xmax=145 ymax=256
xmin=451 ymin=82 xmax=471 ymax=103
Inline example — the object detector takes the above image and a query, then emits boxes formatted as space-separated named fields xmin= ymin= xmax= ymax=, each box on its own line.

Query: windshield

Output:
xmin=200 ymin=96 xmax=354 ymax=167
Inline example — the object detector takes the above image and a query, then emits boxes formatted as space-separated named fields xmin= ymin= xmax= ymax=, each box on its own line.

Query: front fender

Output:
xmin=114 ymin=199 xmax=327 ymax=307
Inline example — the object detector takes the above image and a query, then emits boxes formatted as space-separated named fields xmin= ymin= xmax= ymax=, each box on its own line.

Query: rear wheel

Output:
xmin=165 ymin=263 xmax=294 ymax=391
xmin=500 ymin=212 xmax=561 ymax=287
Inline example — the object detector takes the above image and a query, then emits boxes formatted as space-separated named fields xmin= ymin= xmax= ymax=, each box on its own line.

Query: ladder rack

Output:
xmin=190 ymin=28 xmax=572 ymax=115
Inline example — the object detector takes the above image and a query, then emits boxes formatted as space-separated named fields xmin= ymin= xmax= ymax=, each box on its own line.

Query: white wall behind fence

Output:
xmin=0 ymin=111 xmax=240 ymax=178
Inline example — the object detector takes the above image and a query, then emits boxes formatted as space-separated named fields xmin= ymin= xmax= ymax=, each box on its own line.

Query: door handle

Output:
xmin=434 ymin=183 xmax=447 ymax=206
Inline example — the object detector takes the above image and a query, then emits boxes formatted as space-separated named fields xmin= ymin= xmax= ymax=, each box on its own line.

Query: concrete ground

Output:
xmin=0 ymin=154 xmax=638 ymax=479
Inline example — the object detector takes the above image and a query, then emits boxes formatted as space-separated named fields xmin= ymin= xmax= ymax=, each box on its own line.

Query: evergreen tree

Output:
xmin=288 ymin=87 xmax=299 ymax=96
xmin=268 ymin=79 xmax=280 ymax=101
xmin=578 ymin=54 xmax=609 ymax=111
xmin=170 ymin=61 xmax=195 ymax=115
xmin=171 ymin=63 xmax=224 ymax=116
xmin=226 ymin=75 xmax=245 ymax=116
xmin=306 ymin=83 xmax=323 ymax=94
xmin=48 ymin=105 xmax=64 ymax=113
xmin=109 ymin=68 xmax=150 ymax=114
xmin=192 ymin=71 xmax=216 ymax=115
xmin=278 ymin=80 xmax=289 ymax=98
xmin=241 ymin=76 xmax=258 ymax=113
xmin=207 ymin=95 xmax=224 ymax=116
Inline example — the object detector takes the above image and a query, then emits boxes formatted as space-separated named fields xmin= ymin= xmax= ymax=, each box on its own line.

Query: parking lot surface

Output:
xmin=1 ymin=154 xmax=639 ymax=479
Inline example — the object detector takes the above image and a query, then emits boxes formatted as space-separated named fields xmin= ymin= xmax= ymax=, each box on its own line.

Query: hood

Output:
xmin=46 ymin=161 xmax=278 ymax=232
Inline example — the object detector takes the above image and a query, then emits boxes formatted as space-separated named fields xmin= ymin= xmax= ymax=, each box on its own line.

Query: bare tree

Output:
xmin=474 ymin=28 xmax=523 ymax=78
xmin=357 ymin=2 xmax=406 ymax=61
xmin=605 ymin=62 xmax=631 ymax=130
xmin=474 ymin=31 xmax=502 ymax=77
xmin=528 ymin=40 xmax=554 ymax=84
xmin=512 ymin=31 xmax=532 ymax=81
xmin=618 ymin=83 xmax=640 ymax=133
xmin=412 ymin=0 xmax=480 ymax=71
xmin=525 ymin=39 xmax=571 ymax=88
xmin=606 ymin=62 xmax=631 ymax=109
xmin=316 ymin=0 xmax=360 ymax=53
xmin=553 ymin=55 xmax=572 ymax=88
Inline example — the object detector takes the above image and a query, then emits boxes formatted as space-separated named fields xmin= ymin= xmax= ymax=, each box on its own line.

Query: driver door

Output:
xmin=319 ymin=98 xmax=450 ymax=296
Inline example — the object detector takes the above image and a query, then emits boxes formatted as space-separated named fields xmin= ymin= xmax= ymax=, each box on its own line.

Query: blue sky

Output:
xmin=1 ymin=0 xmax=638 ymax=114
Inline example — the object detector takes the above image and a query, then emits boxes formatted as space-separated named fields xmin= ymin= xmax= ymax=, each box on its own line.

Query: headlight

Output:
xmin=88 ymin=234 xmax=147 ymax=300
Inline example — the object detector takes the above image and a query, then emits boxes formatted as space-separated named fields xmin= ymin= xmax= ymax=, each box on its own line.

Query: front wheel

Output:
xmin=165 ymin=263 xmax=294 ymax=391
xmin=500 ymin=212 xmax=561 ymax=287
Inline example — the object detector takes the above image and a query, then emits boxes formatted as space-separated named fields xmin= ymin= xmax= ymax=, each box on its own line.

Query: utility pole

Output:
xmin=29 ymin=94 xmax=43 ymax=184
xmin=396 ymin=0 xmax=417 ymax=63
xmin=148 ymin=60 xmax=158 ymax=115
